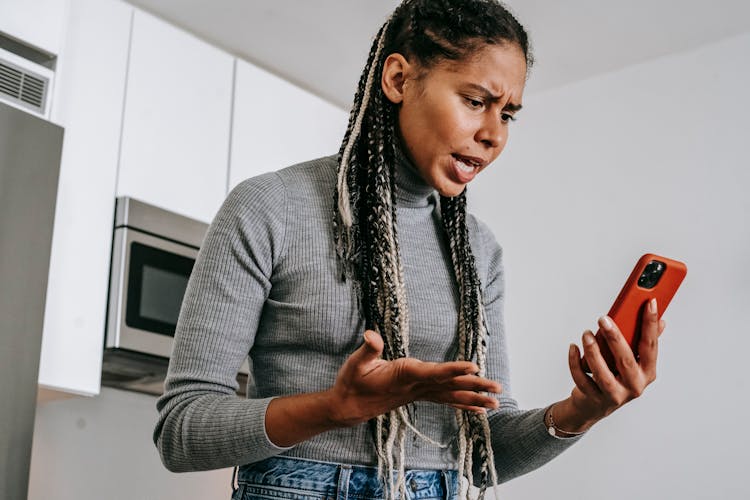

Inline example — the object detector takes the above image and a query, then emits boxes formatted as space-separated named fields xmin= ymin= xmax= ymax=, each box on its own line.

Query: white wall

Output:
xmin=29 ymin=388 xmax=233 ymax=500
xmin=470 ymin=32 xmax=750 ymax=499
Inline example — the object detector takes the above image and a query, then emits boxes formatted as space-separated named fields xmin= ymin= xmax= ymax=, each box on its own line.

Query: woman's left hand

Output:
xmin=551 ymin=297 xmax=666 ymax=433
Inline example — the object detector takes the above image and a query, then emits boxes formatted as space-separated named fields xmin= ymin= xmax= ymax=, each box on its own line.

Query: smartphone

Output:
xmin=588 ymin=253 xmax=687 ymax=373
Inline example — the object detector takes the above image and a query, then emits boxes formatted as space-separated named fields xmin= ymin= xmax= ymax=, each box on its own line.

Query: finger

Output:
xmin=568 ymin=343 xmax=600 ymax=397
xmin=658 ymin=319 xmax=666 ymax=336
xmin=348 ymin=330 xmax=384 ymax=367
xmin=638 ymin=298 xmax=660 ymax=378
xmin=440 ymin=374 xmax=502 ymax=394
xmin=582 ymin=330 xmax=623 ymax=398
xmin=433 ymin=390 xmax=499 ymax=410
xmin=598 ymin=316 xmax=640 ymax=383
xmin=399 ymin=359 xmax=478 ymax=384
xmin=449 ymin=403 xmax=489 ymax=413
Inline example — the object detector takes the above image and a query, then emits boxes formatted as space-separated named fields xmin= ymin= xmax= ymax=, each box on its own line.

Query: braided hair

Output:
xmin=332 ymin=1 xmax=532 ymax=498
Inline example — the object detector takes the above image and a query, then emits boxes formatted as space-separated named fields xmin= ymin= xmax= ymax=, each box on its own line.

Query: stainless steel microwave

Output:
xmin=102 ymin=197 xmax=249 ymax=396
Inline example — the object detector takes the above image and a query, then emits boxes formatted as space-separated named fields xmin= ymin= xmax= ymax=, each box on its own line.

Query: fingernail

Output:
xmin=649 ymin=298 xmax=657 ymax=314
xmin=363 ymin=330 xmax=371 ymax=342
xmin=569 ymin=343 xmax=576 ymax=356
xmin=583 ymin=331 xmax=595 ymax=345
xmin=599 ymin=316 xmax=613 ymax=330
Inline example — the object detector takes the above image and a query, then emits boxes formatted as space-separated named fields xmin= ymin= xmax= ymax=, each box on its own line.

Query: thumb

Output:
xmin=349 ymin=330 xmax=383 ymax=365
xmin=363 ymin=329 xmax=383 ymax=354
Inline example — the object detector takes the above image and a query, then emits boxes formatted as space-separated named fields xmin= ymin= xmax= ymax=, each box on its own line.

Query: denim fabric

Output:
xmin=233 ymin=456 xmax=459 ymax=500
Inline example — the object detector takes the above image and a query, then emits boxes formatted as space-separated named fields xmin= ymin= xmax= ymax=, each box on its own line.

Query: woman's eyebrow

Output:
xmin=504 ymin=102 xmax=523 ymax=112
xmin=463 ymin=83 xmax=523 ymax=112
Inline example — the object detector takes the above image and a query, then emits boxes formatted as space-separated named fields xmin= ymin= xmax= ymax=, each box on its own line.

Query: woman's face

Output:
xmin=382 ymin=43 xmax=527 ymax=197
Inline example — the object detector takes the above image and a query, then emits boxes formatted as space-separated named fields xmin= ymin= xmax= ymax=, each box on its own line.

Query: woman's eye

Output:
xmin=465 ymin=97 xmax=484 ymax=109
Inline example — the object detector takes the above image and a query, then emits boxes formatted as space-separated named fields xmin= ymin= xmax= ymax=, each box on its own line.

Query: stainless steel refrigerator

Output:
xmin=0 ymin=101 xmax=63 ymax=500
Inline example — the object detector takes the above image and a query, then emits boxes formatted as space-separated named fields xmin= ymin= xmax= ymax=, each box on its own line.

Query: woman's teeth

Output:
xmin=453 ymin=154 xmax=480 ymax=172
xmin=456 ymin=160 xmax=474 ymax=173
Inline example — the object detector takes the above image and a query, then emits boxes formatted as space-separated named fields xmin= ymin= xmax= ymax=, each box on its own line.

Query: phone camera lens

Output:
xmin=638 ymin=260 xmax=666 ymax=289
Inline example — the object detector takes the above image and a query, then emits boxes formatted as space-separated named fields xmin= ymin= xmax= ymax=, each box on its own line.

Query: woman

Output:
xmin=153 ymin=1 xmax=665 ymax=498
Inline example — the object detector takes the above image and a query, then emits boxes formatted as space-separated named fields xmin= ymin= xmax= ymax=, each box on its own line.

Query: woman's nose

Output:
xmin=475 ymin=115 xmax=504 ymax=149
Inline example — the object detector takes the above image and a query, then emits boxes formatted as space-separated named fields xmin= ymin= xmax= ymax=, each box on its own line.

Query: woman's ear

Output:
xmin=381 ymin=53 xmax=413 ymax=104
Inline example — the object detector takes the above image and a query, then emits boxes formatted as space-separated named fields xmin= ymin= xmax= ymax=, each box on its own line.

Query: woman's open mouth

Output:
xmin=451 ymin=154 xmax=486 ymax=183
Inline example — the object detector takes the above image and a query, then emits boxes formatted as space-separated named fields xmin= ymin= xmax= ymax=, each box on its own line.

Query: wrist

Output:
xmin=547 ymin=398 xmax=598 ymax=436
xmin=266 ymin=390 xmax=344 ymax=447
xmin=320 ymin=387 xmax=366 ymax=428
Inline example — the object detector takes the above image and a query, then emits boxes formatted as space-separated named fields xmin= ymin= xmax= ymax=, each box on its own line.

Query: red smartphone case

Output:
xmin=595 ymin=253 xmax=687 ymax=372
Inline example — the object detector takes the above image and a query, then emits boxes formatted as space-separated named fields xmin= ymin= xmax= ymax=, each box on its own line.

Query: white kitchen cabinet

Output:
xmin=116 ymin=9 xmax=234 ymax=223
xmin=0 ymin=0 xmax=68 ymax=55
xmin=228 ymin=59 xmax=348 ymax=190
xmin=38 ymin=0 xmax=133 ymax=396
xmin=35 ymin=2 xmax=343 ymax=397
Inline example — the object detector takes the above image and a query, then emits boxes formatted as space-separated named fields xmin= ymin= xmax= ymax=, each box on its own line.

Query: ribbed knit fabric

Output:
xmin=153 ymin=152 xmax=582 ymax=483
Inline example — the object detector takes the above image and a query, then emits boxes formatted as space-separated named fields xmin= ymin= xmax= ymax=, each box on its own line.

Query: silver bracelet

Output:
xmin=546 ymin=404 xmax=587 ymax=438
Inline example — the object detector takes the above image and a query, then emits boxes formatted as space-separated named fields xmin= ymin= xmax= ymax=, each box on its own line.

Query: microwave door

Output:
xmin=106 ymin=228 xmax=197 ymax=357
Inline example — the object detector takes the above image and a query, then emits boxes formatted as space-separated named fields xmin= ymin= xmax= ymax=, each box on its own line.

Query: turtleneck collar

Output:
xmin=393 ymin=144 xmax=438 ymax=208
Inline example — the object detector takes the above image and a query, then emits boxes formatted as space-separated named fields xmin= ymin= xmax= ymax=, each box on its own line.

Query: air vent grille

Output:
xmin=0 ymin=58 xmax=48 ymax=113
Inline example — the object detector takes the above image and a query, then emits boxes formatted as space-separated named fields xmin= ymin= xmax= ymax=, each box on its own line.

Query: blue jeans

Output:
xmin=232 ymin=456 xmax=459 ymax=500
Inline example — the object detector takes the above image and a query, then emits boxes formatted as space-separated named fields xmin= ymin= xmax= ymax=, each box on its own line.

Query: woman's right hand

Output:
xmin=325 ymin=330 xmax=502 ymax=427
xmin=265 ymin=330 xmax=501 ymax=447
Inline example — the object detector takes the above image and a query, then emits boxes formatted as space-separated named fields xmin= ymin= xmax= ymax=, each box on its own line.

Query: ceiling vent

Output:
xmin=0 ymin=40 xmax=55 ymax=119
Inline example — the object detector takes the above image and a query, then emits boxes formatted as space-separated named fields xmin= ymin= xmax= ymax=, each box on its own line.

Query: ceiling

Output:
xmin=125 ymin=0 xmax=750 ymax=109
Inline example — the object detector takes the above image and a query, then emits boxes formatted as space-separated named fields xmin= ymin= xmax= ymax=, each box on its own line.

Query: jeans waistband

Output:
xmin=237 ymin=456 xmax=458 ymax=499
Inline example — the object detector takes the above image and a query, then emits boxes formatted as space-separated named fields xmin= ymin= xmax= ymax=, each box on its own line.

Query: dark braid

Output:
xmin=333 ymin=1 xmax=531 ymax=498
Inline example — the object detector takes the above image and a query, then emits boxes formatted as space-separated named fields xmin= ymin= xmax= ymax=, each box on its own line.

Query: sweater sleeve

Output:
xmin=153 ymin=172 xmax=293 ymax=473
xmin=470 ymin=217 xmax=583 ymax=485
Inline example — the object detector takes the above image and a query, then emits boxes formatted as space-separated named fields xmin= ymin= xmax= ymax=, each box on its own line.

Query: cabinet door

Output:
xmin=38 ymin=0 xmax=133 ymax=396
xmin=228 ymin=59 xmax=348 ymax=190
xmin=117 ymin=9 xmax=233 ymax=223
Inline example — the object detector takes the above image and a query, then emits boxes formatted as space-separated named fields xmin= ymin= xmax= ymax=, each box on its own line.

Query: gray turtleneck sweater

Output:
xmin=153 ymin=153 xmax=581 ymax=481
